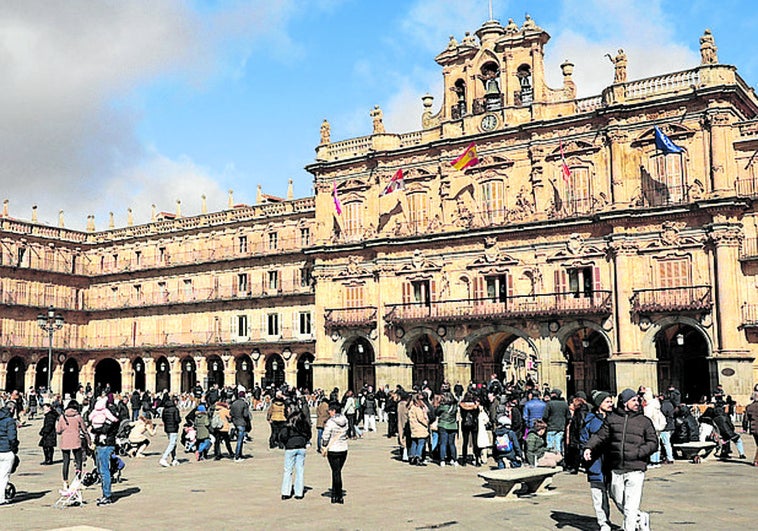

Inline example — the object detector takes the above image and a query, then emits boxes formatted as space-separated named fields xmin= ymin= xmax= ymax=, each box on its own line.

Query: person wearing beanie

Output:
xmin=194 ymin=405 xmax=211 ymax=460
xmin=581 ymin=391 xmax=614 ymax=531
xmin=583 ymin=389 xmax=657 ymax=531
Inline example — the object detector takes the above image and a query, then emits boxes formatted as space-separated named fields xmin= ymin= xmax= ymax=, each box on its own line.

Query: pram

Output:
xmin=54 ymin=472 xmax=84 ymax=508
xmin=115 ymin=422 xmax=134 ymax=456
xmin=81 ymin=451 xmax=127 ymax=487
xmin=4 ymin=453 xmax=19 ymax=502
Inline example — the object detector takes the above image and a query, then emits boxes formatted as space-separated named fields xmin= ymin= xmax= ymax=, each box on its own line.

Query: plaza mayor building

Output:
xmin=2 ymin=16 xmax=758 ymax=403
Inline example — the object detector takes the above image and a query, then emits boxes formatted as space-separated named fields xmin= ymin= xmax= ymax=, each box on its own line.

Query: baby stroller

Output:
xmin=5 ymin=453 xmax=19 ymax=502
xmin=80 ymin=451 xmax=127 ymax=487
xmin=54 ymin=472 xmax=84 ymax=508
xmin=115 ymin=422 xmax=134 ymax=456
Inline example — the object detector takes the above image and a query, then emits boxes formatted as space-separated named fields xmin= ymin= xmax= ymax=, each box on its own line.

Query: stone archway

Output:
xmin=466 ymin=325 xmax=539 ymax=386
xmin=346 ymin=337 xmax=375 ymax=392
xmin=207 ymin=355 xmax=224 ymax=387
xmin=264 ymin=354 xmax=285 ymax=388
xmin=62 ymin=357 xmax=80 ymax=397
xmin=155 ymin=356 xmax=171 ymax=392
xmin=655 ymin=323 xmax=712 ymax=402
xmin=95 ymin=358 xmax=122 ymax=394
xmin=5 ymin=357 xmax=26 ymax=392
xmin=181 ymin=357 xmax=196 ymax=393
xmin=562 ymin=327 xmax=612 ymax=396
xmin=132 ymin=357 xmax=145 ymax=392
xmin=236 ymin=354 xmax=254 ymax=390
xmin=296 ymin=353 xmax=314 ymax=392
xmin=35 ymin=356 xmax=55 ymax=393
xmin=407 ymin=334 xmax=444 ymax=392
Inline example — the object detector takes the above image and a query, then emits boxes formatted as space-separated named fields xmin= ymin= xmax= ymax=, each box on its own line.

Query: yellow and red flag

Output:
xmin=451 ymin=142 xmax=480 ymax=171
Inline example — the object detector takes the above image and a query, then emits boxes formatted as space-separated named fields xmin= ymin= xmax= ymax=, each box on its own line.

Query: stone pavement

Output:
xmin=3 ymin=413 xmax=754 ymax=530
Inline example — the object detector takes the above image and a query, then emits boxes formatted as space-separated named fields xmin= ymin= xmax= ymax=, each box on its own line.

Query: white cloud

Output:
xmin=0 ymin=1 xmax=296 ymax=230
xmin=544 ymin=0 xmax=699 ymax=96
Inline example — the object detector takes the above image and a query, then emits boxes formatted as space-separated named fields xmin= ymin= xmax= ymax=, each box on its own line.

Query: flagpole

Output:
xmin=488 ymin=0 xmax=493 ymax=21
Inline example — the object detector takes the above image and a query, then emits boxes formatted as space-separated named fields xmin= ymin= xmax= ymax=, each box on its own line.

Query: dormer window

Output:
xmin=517 ymin=64 xmax=533 ymax=105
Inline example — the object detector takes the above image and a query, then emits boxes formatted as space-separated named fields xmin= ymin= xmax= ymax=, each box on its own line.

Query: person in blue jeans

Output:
xmin=278 ymin=409 xmax=311 ymax=500
xmin=230 ymin=391 xmax=252 ymax=461
xmin=160 ymin=396 xmax=181 ymax=467
xmin=89 ymin=400 xmax=120 ymax=506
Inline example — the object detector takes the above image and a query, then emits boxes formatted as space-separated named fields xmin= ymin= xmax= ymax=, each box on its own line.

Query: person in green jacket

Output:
xmin=435 ymin=392 xmax=459 ymax=467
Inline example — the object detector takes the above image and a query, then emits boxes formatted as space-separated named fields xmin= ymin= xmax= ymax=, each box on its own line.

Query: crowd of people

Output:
xmin=0 ymin=376 xmax=757 ymax=524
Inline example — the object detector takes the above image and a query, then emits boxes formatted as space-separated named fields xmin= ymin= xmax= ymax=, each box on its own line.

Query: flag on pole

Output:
xmin=380 ymin=168 xmax=404 ymax=196
xmin=654 ymin=126 xmax=684 ymax=154
xmin=333 ymin=182 xmax=342 ymax=215
xmin=560 ymin=140 xmax=571 ymax=185
xmin=451 ymin=142 xmax=480 ymax=170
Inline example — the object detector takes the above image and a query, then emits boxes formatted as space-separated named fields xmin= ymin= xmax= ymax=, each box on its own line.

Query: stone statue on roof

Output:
xmin=320 ymin=119 xmax=331 ymax=145
xmin=370 ymin=105 xmax=385 ymax=134
xmin=700 ymin=29 xmax=718 ymax=65
xmin=606 ymin=49 xmax=627 ymax=84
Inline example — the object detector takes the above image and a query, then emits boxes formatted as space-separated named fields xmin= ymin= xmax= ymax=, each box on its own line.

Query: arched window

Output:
xmin=517 ymin=64 xmax=533 ymax=105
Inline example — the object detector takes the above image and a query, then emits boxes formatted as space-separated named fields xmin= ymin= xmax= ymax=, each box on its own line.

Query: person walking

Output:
xmin=581 ymin=391 xmax=614 ymax=531
xmin=542 ymin=388 xmax=570 ymax=455
xmin=583 ymin=389 xmax=658 ymax=531
xmin=0 ymin=403 xmax=19 ymax=506
xmin=230 ymin=391 xmax=252 ymax=461
xmin=321 ymin=402 xmax=349 ymax=504
xmin=407 ymin=394 xmax=430 ymax=466
xmin=362 ymin=392 xmax=377 ymax=433
xmin=436 ymin=391 xmax=459 ymax=467
xmin=39 ymin=403 xmax=58 ymax=465
xmin=211 ymin=399 xmax=233 ymax=460
xmin=315 ymin=397 xmax=330 ymax=453
xmin=56 ymin=400 xmax=90 ymax=489
xmin=159 ymin=396 xmax=181 ymax=467
xmin=745 ymin=392 xmax=758 ymax=466
xmin=267 ymin=392 xmax=287 ymax=449
xmin=279 ymin=409 xmax=311 ymax=500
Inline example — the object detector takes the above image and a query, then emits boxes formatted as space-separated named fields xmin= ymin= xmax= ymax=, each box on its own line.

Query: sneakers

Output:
xmin=439 ymin=461 xmax=446 ymax=467
xmin=452 ymin=461 xmax=460 ymax=467
xmin=96 ymin=497 xmax=114 ymax=506
xmin=159 ymin=459 xmax=169 ymax=467
xmin=171 ymin=459 xmax=179 ymax=466
xmin=234 ymin=458 xmax=243 ymax=462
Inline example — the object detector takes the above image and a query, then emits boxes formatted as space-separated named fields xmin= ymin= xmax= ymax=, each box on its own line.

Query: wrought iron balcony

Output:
xmin=741 ymin=304 xmax=758 ymax=328
xmin=384 ymin=291 xmax=612 ymax=324
xmin=631 ymin=286 xmax=712 ymax=314
xmin=324 ymin=307 xmax=377 ymax=329
xmin=736 ymin=176 xmax=758 ymax=198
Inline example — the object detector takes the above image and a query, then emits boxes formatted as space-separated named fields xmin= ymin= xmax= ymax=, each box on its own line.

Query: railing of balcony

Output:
xmin=83 ymin=283 xmax=314 ymax=311
xmin=639 ymin=184 xmax=689 ymax=207
xmin=735 ymin=176 xmax=758 ymax=198
xmin=384 ymin=291 xmax=613 ymax=323
xmin=83 ymin=328 xmax=314 ymax=350
xmin=740 ymin=238 xmax=758 ymax=260
xmin=630 ymin=286 xmax=712 ymax=313
xmin=324 ymin=307 xmax=377 ymax=328
xmin=741 ymin=304 xmax=758 ymax=328
xmin=0 ymin=290 xmax=80 ymax=311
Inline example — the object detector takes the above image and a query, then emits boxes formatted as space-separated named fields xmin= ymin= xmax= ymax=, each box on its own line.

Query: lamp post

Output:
xmin=37 ymin=305 xmax=64 ymax=395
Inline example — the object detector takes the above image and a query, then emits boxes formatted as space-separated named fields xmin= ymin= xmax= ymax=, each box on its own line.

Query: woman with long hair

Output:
xmin=321 ymin=402 xmax=349 ymax=504
xmin=56 ymin=400 xmax=90 ymax=489
xmin=128 ymin=415 xmax=156 ymax=458
xmin=408 ymin=394 xmax=430 ymax=466
xmin=279 ymin=408 xmax=312 ymax=500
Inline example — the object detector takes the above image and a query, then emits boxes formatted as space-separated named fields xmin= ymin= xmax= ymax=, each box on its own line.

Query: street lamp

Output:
xmin=37 ymin=305 xmax=64 ymax=394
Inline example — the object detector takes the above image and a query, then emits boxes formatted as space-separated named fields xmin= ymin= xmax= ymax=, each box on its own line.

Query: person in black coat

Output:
xmin=39 ymin=403 xmax=58 ymax=465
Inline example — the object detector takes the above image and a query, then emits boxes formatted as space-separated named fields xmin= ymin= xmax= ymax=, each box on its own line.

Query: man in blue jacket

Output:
xmin=581 ymin=391 xmax=613 ymax=531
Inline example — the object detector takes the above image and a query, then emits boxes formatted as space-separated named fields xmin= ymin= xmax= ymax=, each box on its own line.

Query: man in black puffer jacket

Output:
xmin=160 ymin=396 xmax=181 ymax=468
xmin=584 ymin=388 xmax=657 ymax=531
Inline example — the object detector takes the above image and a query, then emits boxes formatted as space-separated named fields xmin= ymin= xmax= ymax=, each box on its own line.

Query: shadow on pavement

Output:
xmin=550 ymin=510 xmax=597 ymax=530
xmin=12 ymin=489 xmax=50 ymax=503
xmin=114 ymin=486 xmax=141 ymax=501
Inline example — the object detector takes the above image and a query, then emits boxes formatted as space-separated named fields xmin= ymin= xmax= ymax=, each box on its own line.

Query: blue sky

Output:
xmin=1 ymin=0 xmax=756 ymax=230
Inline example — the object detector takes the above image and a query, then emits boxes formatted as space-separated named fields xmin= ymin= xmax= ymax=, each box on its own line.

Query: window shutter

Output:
xmin=232 ymin=274 xmax=238 ymax=296
xmin=402 ymin=282 xmax=411 ymax=304
xmin=277 ymin=270 xmax=282 ymax=292
xmin=507 ymin=273 xmax=514 ymax=298
xmin=473 ymin=276 xmax=484 ymax=303
xmin=430 ymin=279 xmax=436 ymax=302
xmin=230 ymin=316 xmax=237 ymax=337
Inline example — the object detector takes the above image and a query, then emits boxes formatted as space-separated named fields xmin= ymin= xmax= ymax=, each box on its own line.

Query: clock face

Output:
xmin=481 ymin=114 xmax=498 ymax=131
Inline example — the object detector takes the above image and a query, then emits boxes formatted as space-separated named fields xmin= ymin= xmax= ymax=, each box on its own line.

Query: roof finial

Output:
xmin=58 ymin=210 xmax=64 ymax=228
xmin=228 ymin=189 xmax=235 ymax=208
xmin=201 ymin=194 xmax=207 ymax=214
xmin=108 ymin=211 xmax=115 ymax=228
xmin=31 ymin=205 xmax=38 ymax=223
xmin=287 ymin=179 xmax=294 ymax=200
xmin=127 ymin=208 xmax=133 ymax=226
xmin=176 ymin=199 xmax=182 ymax=218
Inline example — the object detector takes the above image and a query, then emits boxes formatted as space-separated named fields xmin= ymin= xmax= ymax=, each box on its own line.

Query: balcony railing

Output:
xmin=736 ymin=176 xmax=758 ymax=198
xmin=631 ymin=286 xmax=712 ymax=313
xmin=741 ymin=304 xmax=758 ymax=328
xmin=739 ymin=238 xmax=758 ymax=260
xmin=324 ymin=307 xmax=377 ymax=329
xmin=639 ymin=184 xmax=689 ymax=207
xmin=384 ymin=291 xmax=613 ymax=324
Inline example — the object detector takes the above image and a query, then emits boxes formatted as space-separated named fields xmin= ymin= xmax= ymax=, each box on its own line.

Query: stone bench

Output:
xmin=673 ymin=441 xmax=717 ymax=461
xmin=478 ymin=467 xmax=561 ymax=499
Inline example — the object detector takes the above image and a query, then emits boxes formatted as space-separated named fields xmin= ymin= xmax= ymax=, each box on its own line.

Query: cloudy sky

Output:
xmin=1 ymin=0 xmax=755 ymax=230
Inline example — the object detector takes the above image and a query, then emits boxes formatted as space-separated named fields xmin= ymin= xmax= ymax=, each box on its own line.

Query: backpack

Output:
xmin=495 ymin=433 xmax=513 ymax=452
xmin=210 ymin=411 xmax=223 ymax=430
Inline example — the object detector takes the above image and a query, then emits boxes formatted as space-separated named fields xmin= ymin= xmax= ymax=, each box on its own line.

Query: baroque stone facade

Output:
xmin=2 ymin=18 xmax=758 ymax=403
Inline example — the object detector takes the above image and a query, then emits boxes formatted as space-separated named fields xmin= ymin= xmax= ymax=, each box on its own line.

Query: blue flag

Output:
xmin=654 ymin=126 xmax=684 ymax=154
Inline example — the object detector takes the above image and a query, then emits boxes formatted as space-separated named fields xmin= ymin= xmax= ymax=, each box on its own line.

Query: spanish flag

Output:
xmin=451 ymin=142 xmax=480 ymax=171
